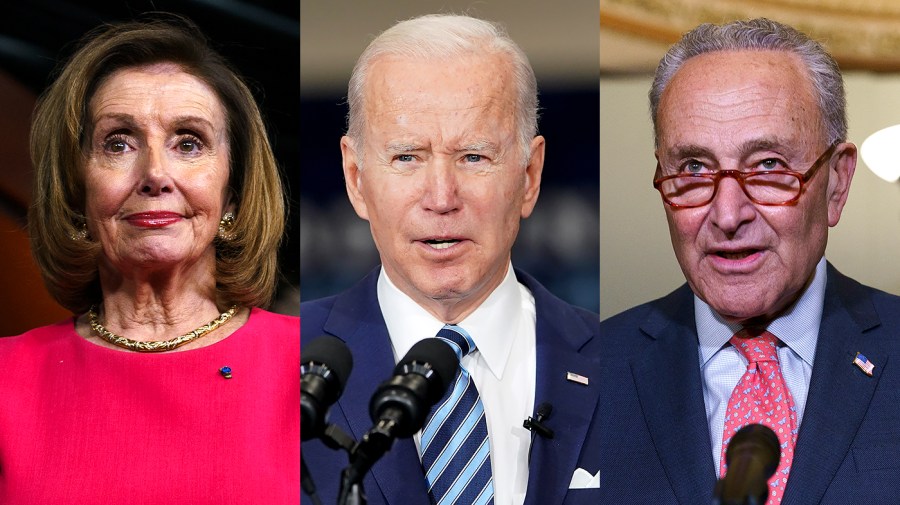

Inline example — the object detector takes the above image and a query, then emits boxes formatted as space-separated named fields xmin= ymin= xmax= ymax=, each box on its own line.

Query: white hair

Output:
xmin=346 ymin=14 xmax=539 ymax=165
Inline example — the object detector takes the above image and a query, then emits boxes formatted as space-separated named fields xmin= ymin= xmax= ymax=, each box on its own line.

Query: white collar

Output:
xmin=377 ymin=263 xmax=523 ymax=381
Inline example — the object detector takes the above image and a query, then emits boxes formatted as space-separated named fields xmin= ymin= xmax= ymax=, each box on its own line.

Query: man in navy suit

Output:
xmin=597 ymin=18 xmax=900 ymax=503
xmin=301 ymin=14 xmax=602 ymax=505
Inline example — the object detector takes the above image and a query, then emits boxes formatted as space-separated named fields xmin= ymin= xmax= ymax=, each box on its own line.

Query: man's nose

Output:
xmin=708 ymin=176 xmax=756 ymax=234
xmin=421 ymin=159 xmax=460 ymax=213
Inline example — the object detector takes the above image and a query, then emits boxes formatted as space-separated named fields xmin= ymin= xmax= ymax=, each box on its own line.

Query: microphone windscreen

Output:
xmin=302 ymin=335 xmax=353 ymax=393
xmin=396 ymin=338 xmax=459 ymax=392
xmin=726 ymin=423 xmax=780 ymax=479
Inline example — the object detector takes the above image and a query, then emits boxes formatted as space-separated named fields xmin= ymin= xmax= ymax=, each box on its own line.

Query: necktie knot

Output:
xmin=730 ymin=329 xmax=780 ymax=364
xmin=435 ymin=324 xmax=476 ymax=359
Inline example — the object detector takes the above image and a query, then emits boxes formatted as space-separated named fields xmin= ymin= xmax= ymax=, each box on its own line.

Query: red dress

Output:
xmin=0 ymin=308 xmax=299 ymax=504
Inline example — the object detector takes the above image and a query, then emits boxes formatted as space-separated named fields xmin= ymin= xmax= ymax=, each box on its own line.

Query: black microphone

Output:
xmin=301 ymin=336 xmax=353 ymax=442
xmin=714 ymin=424 xmax=781 ymax=505
xmin=368 ymin=338 xmax=458 ymax=439
xmin=341 ymin=338 xmax=459 ymax=490
xmin=525 ymin=402 xmax=554 ymax=465
xmin=523 ymin=402 xmax=555 ymax=439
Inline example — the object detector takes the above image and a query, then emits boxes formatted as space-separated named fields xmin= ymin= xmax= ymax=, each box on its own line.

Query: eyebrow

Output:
xmin=665 ymin=138 xmax=792 ymax=160
xmin=384 ymin=141 xmax=424 ymax=154
xmin=665 ymin=144 xmax=714 ymax=160
xmin=737 ymin=139 xmax=790 ymax=157
xmin=84 ymin=113 xmax=138 ymax=146
xmin=455 ymin=140 xmax=499 ymax=154
xmin=169 ymin=115 xmax=218 ymax=132
xmin=382 ymin=139 xmax=502 ymax=157
xmin=92 ymin=112 xmax=217 ymax=131
xmin=91 ymin=112 xmax=139 ymax=130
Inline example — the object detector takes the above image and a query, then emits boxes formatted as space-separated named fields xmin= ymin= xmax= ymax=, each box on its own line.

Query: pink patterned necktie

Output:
xmin=720 ymin=329 xmax=797 ymax=504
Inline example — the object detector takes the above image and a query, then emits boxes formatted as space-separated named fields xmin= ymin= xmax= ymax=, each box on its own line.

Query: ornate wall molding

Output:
xmin=601 ymin=0 xmax=900 ymax=72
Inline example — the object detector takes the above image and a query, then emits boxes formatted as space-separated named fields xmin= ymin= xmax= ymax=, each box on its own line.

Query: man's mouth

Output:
xmin=424 ymin=239 xmax=461 ymax=250
xmin=715 ymin=249 xmax=759 ymax=260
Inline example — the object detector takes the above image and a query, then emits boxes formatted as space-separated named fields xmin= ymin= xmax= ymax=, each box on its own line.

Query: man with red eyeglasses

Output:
xmin=596 ymin=18 xmax=900 ymax=504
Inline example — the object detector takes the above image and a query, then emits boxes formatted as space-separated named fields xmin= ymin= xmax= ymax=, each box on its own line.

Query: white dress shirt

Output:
xmin=697 ymin=257 xmax=826 ymax=472
xmin=377 ymin=262 xmax=536 ymax=505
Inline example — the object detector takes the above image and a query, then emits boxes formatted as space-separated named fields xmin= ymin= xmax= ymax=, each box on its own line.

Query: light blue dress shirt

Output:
xmin=697 ymin=257 xmax=826 ymax=472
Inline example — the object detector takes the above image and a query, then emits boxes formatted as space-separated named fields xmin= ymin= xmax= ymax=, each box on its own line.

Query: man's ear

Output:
xmin=826 ymin=142 xmax=857 ymax=227
xmin=520 ymin=135 xmax=545 ymax=219
xmin=341 ymin=136 xmax=369 ymax=220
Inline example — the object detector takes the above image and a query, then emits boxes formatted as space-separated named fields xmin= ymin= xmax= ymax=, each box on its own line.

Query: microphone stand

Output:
xmin=336 ymin=343 xmax=457 ymax=505
xmin=302 ymin=423 xmax=358 ymax=505
xmin=338 ymin=414 xmax=403 ymax=505
xmin=301 ymin=457 xmax=324 ymax=505
xmin=337 ymin=476 xmax=366 ymax=505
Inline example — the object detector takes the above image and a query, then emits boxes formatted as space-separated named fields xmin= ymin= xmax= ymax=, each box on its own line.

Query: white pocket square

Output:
xmin=568 ymin=467 xmax=600 ymax=489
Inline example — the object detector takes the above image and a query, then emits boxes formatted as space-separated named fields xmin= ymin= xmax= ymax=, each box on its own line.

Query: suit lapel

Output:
xmin=782 ymin=267 xmax=885 ymax=504
xmin=524 ymin=333 xmax=601 ymax=504
xmin=324 ymin=270 xmax=431 ymax=505
xmin=631 ymin=287 xmax=718 ymax=503
xmin=519 ymin=271 xmax=602 ymax=505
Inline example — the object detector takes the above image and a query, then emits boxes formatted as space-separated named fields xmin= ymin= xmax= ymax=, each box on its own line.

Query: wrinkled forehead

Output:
xmin=85 ymin=62 xmax=229 ymax=135
xmin=364 ymin=53 xmax=517 ymax=116
xmin=657 ymin=50 xmax=823 ymax=150
xmin=365 ymin=54 xmax=516 ymax=142
xmin=92 ymin=63 xmax=221 ymax=109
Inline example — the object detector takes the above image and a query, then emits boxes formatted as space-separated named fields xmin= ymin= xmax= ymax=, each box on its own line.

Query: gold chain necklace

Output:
xmin=88 ymin=305 xmax=238 ymax=352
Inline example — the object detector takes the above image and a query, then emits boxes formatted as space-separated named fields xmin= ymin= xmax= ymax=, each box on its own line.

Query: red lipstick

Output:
xmin=125 ymin=211 xmax=182 ymax=228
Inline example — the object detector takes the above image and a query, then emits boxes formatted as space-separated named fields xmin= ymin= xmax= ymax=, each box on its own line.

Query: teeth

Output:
xmin=719 ymin=251 xmax=753 ymax=260
xmin=426 ymin=240 xmax=458 ymax=250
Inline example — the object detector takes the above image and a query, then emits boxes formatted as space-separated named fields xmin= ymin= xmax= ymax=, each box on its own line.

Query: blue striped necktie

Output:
xmin=421 ymin=325 xmax=494 ymax=505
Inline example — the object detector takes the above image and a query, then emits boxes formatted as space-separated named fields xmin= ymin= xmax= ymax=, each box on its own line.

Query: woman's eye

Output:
xmin=177 ymin=136 xmax=203 ymax=154
xmin=103 ymin=137 xmax=131 ymax=153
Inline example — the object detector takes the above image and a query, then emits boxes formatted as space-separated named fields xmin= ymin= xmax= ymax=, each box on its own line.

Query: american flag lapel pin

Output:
xmin=853 ymin=352 xmax=875 ymax=377
xmin=566 ymin=371 xmax=589 ymax=386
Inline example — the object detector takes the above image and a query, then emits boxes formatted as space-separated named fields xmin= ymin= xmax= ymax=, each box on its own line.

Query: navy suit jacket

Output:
xmin=595 ymin=264 xmax=900 ymax=504
xmin=301 ymin=267 xmax=603 ymax=505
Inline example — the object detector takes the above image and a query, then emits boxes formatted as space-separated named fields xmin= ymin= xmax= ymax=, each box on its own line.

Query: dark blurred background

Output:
xmin=0 ymin=0 xmax=299 ymax=335
xmin=300 ymin=1 xmax=600 ymax=312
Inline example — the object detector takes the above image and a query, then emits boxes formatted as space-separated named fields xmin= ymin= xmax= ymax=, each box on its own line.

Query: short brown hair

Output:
xmin=28 ymin=16 xmax=286 ymax=313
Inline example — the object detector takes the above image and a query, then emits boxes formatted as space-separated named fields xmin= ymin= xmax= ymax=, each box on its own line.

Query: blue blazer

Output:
xmin=595 ymin=264 xmax=900 ymax=504
xmin=301 ymin=268 xmax=603 ymax=505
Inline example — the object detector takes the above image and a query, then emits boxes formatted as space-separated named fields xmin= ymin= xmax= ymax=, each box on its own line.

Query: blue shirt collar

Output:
xmin=696 ymin=257 xmax=826 ymax=367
